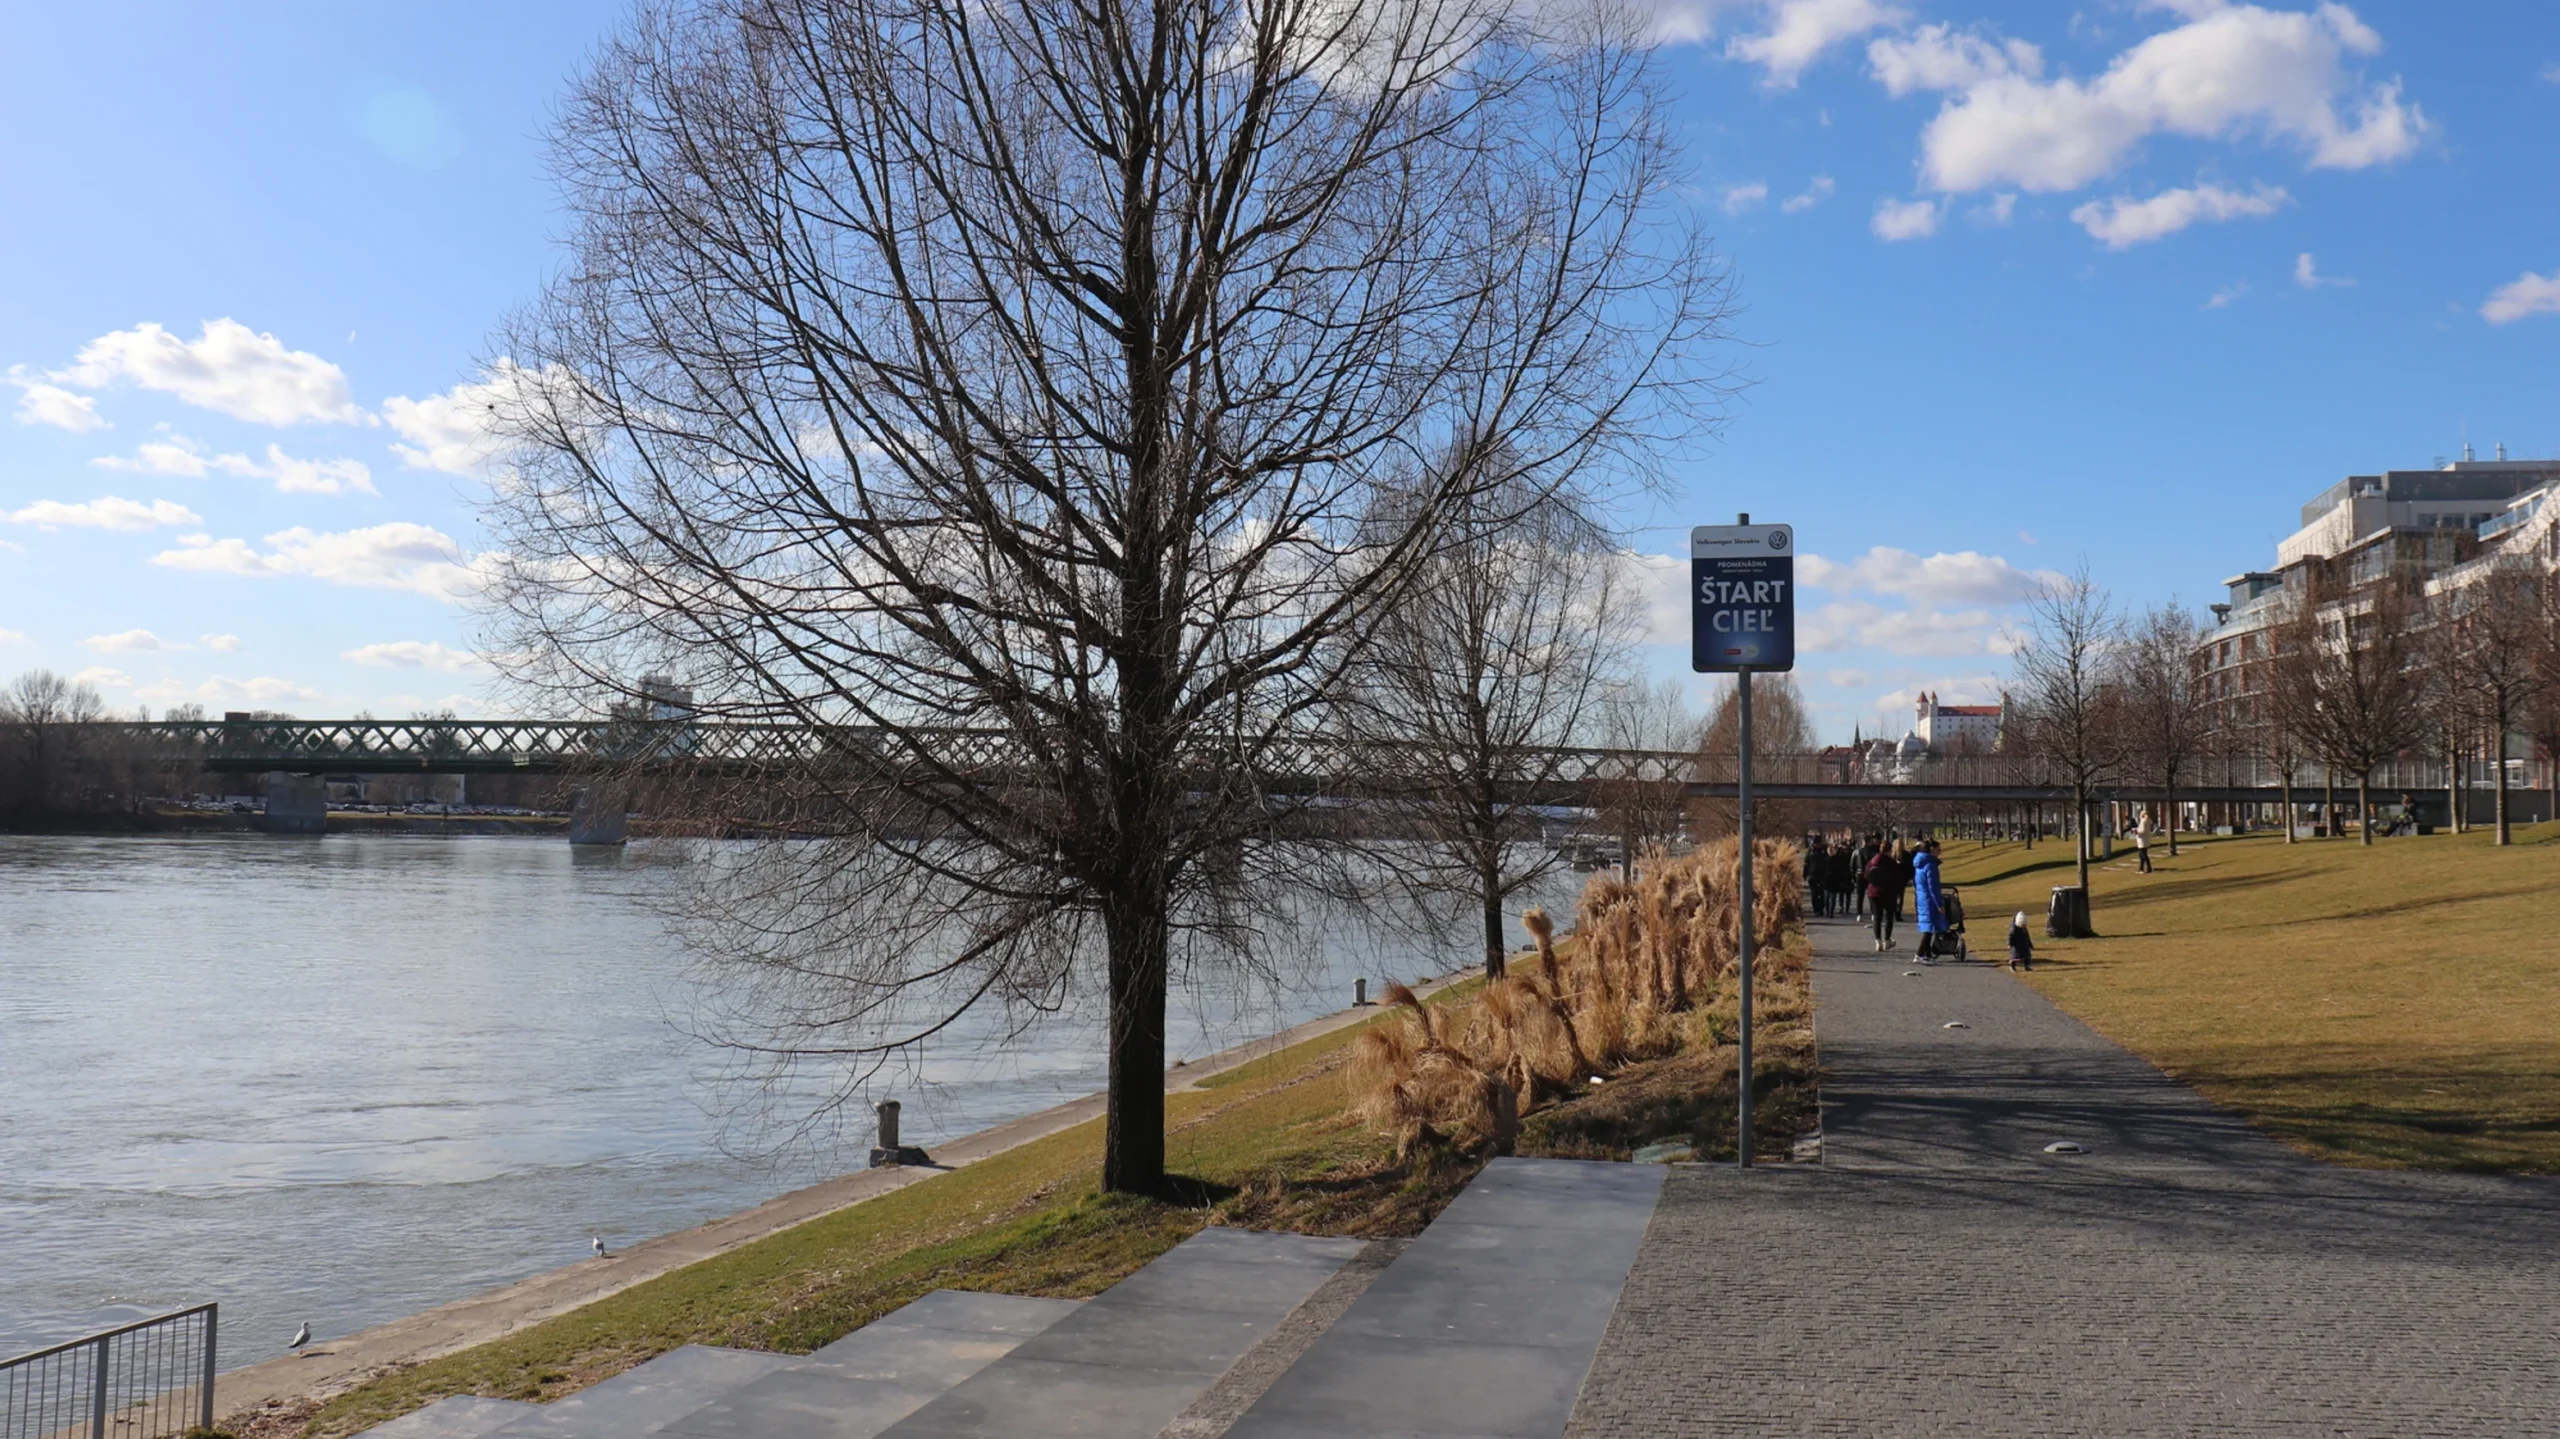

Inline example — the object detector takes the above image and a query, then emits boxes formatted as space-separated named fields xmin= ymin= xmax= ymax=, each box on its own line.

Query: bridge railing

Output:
xmin=1 ymin=1304 xmax=216 ymax=1439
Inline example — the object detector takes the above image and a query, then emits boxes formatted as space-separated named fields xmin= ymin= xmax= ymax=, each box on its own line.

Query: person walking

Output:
xmin=1865 ymin=842 xmax=1900 ymax=952
xmin=2134 ymin=812 xmax=2153 ymax=873
xmin=1911 ymin=839 xmax=1946 ymax=964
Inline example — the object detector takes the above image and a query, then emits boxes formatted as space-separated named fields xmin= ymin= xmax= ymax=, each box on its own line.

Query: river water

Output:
xmin=0 ymin=834 xmax=1556 ymax=1365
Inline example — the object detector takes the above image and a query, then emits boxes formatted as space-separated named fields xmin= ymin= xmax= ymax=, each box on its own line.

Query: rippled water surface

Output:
xmin=0 ymin=834 xmax=1530 ymax=1363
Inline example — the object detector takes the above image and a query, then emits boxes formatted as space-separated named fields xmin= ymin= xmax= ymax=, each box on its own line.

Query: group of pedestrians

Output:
xmin=1803 ymin=832 xmax=2033 ymax=968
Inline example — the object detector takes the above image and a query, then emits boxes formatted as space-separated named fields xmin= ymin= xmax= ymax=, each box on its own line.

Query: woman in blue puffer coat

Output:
xmin=1911 ymin=840 xmax=1946 ymax=962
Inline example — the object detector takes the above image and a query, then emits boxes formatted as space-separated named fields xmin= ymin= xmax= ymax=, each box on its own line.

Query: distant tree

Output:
xmin=0 ymin=670 xmax=107 ymax=815
xmin=1591 ymin=676 xmax=1702 ymax=863
xmin=1347 ymin=470 xmax=1634 ymax=979
xmin=2008 ymin=565 xmax=2127 ymax=918
xmin=2449 ymin=560 xmax=2550 ymax=846
xmin=2415 ymin=592 xmax=2478 ymax=835
xmin=2299 ymin=581 xmax=2428 ymax=846
xmin=2121 ymin=602 xmax=2205 ymax=856
xmin=1690 ymin=672 xmax=1816 ymax=843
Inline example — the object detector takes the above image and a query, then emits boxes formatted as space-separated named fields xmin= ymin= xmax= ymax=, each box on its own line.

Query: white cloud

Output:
xmin=92 ymin=438 xmax=374 ymax=494
xmin=14 ymin=382 xmax=107 ymax=433
xmin=2543 ymin=60 xmax=2560 ymax=85
xmin=2293 ymin=251 xmax=2353 ymax=287
xmin=2205 ymin=279 xmax=2250 ymax=308
xmin=0 ymin=628 xmax=26 ymax=644
xmin=1972 ymin=192 xmax=2018 ymax=224
xmin=1780 ymin=174 xmax=1836 ymax=213
xmin=84 ymin=629 xmax=183 ymax=653
xmin=1914 ymin=4 xmax=2425 ymax=194
xmin=1721 ymin=181 xmax=1770 ymax=214
xmin=227 ymin=444 xmax=378 ymax=496
xmin=54 ymin=319 xmax=365 ymax=426
xmin=1798 ymin=546 xmax=2056 ymax=605
xmin=71 ymin=666 xmax=133 ymax=691
xmin=2069 ymin=182 xmax=2288 ymax=247
xmin=2481 ymin=271 xmax=2560 ymax=325
xmin=149 ymin=522 xmax=491 ymax=602
xmin=1871 ymin=196 xmax=1942 ymax=241
xmin=342 ymin=640 xmax=489 ymax=673
xmin=1620 ymin=550 xmax=1692 ymax=647
xmin=1800 ymin=599 xmax=2018 ymax=656
xmin=93 ymin=439 xmax=211 ymax=477
xmin=130 ymin=673 xmax=327 ymax=709
xmin=383 ymin=361 xmax=543 ymax=478
xmin=1728 ymin=0 xmax=1908 ymax=87
xmin=1869 ymin=23 xmax=2041 ymax=96
xmin=201 ymin=633 xmax=243 ymax=652
xmin=6 ymin=497 xmax=203 ymax=531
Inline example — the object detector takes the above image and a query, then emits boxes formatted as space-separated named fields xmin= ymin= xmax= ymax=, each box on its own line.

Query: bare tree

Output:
xmin=1690 ymin=672 xmax=1815 ymax=841
xmin=1347 ymin=470 xmax=1634 ymax=979
xmin=1591 ymin=675 xmax=1700 ymax=862
xmin=0 ymin=670 xmax=107 ymax=816
xmin=2122 ymin=602 xmax=2205 ymax=856
xmin=2259 ymin=596 xmax=2326 ymax=842
xmin=2415 ymin=592 xmax=2477 ymax=835
xmin=482 ymin=0 xmax=1733 ymax=1193
xmin=2451 ymin=560 xmax=2552 ymax=845
xmin=2298 ymin=581 xmax=2427 ymax=846
xmin=2009 ymin=565 xmax=2125 ymax=919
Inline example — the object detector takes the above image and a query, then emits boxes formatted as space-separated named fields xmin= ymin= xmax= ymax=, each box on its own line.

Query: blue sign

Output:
xmin=1691 ymin=523 xmax=1795 ymax=672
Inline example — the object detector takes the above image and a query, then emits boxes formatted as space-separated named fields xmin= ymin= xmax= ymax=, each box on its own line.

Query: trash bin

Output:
xmin=2048 ymin=885 xmax=2091 ymax=939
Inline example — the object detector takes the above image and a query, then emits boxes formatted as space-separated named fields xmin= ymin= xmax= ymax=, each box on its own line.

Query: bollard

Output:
xmin=868 ymin=1099 xmax=931 ymax=1168
xmin=1354 ymin=978 xmax=1369 ymax=1007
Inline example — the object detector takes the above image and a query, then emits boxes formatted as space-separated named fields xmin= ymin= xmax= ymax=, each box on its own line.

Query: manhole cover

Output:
xmin=2043 ymin=1141 xmax=2086 ymax=1155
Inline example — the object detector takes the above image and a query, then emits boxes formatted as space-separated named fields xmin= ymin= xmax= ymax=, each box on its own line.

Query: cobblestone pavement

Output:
xmin=1568 ymin=917 xmax=2560 ymax=1437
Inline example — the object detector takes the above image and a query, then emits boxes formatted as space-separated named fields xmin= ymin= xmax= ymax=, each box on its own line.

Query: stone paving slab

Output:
xmin=358 ymin=1395 xmax=540 ymax=1439
xmin=653 ymin=1290 xmax=1081 ymax=1439
xmin=1225 ymin=1158 xmax=1664 ymax=1439
xmin=871 ymin=1229 xmax=1362 ymax=1439
xmin=486 ymin=1346 xmax=799 ymax=1439
xmin=1566 ymin=917 xmax=2560 ymax=1437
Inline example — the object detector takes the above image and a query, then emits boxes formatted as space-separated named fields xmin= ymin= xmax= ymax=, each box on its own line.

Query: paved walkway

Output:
xmin=1569 ymin=918 xmax=2560 ymax=1437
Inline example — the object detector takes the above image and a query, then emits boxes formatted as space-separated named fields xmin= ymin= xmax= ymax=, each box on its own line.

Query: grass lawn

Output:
xmin=277 ymin=941 xmax=1811 ymax=1439
xmin=1936 ymin=820 xmax=2560 ymax=1172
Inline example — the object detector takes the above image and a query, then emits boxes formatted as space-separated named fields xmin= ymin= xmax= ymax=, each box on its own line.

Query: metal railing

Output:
xmin=1 ymin=1305 xmax=216 ymax=1439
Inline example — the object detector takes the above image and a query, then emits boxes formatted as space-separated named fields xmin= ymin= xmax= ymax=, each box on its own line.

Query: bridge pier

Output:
xmin=263 ymin=774 xmax=328 ymax=835
xmin=568 ymin=785 xmax=629 ymax=846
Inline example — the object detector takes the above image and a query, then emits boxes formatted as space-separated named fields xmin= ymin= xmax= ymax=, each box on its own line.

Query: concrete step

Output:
xmin=484 ymin=1345 xmax=801 ymax=1439
xmin=864 ymin=1227 xmax=1366 ymax=1439
xmin=358 ymin=1395 xmax=541 ymax=1439
xmin=654 ymin=1291 xmax=1083 ymax=1439
xmin=1219 ymin=1157 xmax=1667 ymax=1439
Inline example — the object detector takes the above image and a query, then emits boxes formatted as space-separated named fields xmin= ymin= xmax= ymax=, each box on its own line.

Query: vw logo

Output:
xmin=1767 ymin=530 xmax=1788 ymax=550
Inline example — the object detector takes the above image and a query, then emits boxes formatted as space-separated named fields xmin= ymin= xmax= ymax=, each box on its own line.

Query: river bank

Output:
xmin=214 ymin=971 xmax=1471 ymax=1434
xmin=0 ymin=808 xmax=569 ymax=837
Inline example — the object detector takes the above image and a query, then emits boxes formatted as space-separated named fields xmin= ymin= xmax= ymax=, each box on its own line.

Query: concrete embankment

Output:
xmin=211 ymin=969 xmax=1464 ymax=1426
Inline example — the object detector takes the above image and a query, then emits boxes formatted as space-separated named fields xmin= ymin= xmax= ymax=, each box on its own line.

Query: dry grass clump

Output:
xmin=1351 ymin=837 xmax=1805 ymax=1159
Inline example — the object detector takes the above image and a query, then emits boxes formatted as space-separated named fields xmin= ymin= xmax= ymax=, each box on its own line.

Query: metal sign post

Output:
xmin=1691 ymin=515 xmax=1794 ymax=1169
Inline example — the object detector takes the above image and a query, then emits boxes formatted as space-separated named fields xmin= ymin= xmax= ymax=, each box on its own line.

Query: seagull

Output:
xmin=592 ymin=1236 xmax=607 ymax=1258
xmin=288 ymin=1322 xmax=311 ymax=1353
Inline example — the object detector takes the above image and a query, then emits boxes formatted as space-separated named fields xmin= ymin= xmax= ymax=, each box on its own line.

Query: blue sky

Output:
xmin=3 ymin=0 xmax=2554 ymax=741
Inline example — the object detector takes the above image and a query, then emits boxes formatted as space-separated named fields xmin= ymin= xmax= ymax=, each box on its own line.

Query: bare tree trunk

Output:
xmin=2495 ymin=726 xmax=2513 ymax=846
xmin=1102 ymin=885 xmax=1169 ymax=1195
xmin=2446 ymin=733 xmax=2463 ymax=834
xmin=1481 ymin=855 xmax=1506 ymax=980
xmin=2280 ymin=772 xmax=2296 ymax=844
xmin=2322 ymin=773 xmax=2335 ymax=838
xmin=2075 ymin=788 xmax=2092 ymax=896
xmin=2357 ymin=775 xmax=2374 ymax=846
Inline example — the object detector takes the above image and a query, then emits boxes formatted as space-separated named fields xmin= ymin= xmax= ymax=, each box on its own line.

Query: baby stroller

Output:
xmin=1937 ymin=885 xmax=1969 ymax=960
